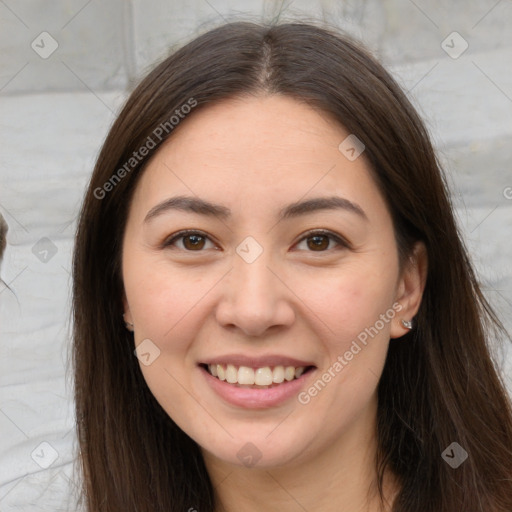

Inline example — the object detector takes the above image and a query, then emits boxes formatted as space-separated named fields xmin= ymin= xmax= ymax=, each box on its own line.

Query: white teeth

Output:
xmin=284 ymin=366 xmax=295 ymax=381
xmin=207 ymin=364 xmax=308 ymax=386
xmin=254 ymin=367 xmax=273 ymax=386
xmin=238 ymin=366 xmax=254 ymax=385
xmin=273 ymin=365 xmax=285 ymax=383
xmin=225 ymin=364 xmax=237 ymax=384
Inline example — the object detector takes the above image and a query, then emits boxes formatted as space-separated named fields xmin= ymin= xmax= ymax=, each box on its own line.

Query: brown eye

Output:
xmin=295 ymin=230 xmax=349 ymax=252
xmin=163 ymin=231 xmax=215 ymax=251
xmin=307 ymin=234 xmax=330 ymax=251
xmin=182 ymin=234 xmax=206 ymax=250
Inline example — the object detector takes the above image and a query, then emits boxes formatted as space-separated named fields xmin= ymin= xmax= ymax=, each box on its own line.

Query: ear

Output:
xmin=390 ymin=241 xmax=428 ymax=339
xmin=122 ymin=291 xmax=133 ymax=326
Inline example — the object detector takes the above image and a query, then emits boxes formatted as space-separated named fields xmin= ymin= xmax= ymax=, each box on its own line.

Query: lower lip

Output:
xmin=200 ymin=365 xmax=315 ymax=409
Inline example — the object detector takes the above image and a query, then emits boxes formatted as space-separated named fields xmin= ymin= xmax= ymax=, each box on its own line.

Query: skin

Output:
xmin=122 ymin=94 xmax=428 ymax=512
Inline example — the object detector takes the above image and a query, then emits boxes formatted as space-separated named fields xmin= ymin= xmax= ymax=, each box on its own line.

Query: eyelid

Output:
xmin=162 ymin=229 xmax=218 ymax=250
xmin=293 ymin=228 xmax=351 ymax=251
xmin=162 ymin=228 xmax=351 ymax=251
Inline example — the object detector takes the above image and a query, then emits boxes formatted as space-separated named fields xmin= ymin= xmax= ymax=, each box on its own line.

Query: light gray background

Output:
xmin=0 ymin=1 xmax=511 ymax=510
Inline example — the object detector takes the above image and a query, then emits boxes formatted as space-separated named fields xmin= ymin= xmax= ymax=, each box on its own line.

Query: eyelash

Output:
xmin=162 ymin=229 xmax=350 ymax=253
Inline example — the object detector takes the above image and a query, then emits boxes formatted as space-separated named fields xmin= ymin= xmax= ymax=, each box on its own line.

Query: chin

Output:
xmin=196 ymin=422 xmax=314 ymax=470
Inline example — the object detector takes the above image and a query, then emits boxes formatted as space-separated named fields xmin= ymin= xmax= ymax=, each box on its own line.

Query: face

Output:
xmin=122 ymin=95 xmax=426 ymax=470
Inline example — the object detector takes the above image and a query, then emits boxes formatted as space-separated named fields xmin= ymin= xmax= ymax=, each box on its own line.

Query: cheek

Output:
xmin=125 ymin=259 xmax=213 ymax=425
xmin=294 ymin=263 xmax=397 ymax=349
xmin=124 ymin=253 xmax=215 ymax=343
xmin=294 ymin=269 xmax=396 ymax=420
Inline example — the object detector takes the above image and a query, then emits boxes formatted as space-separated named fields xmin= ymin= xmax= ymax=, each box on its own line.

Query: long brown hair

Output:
xmin=0 ymin=213 xmax=7 ymax=262
xmin=72 ymin=20 xmax=512 ymax=511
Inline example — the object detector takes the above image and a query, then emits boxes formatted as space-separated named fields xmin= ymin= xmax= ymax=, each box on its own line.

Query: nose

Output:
xmin=215 ymin=249 xmax=295 ymax=337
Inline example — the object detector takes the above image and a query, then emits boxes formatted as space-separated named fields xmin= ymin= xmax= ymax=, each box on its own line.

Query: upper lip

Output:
xmin=200 ymin=354 xmax=316 ymax=368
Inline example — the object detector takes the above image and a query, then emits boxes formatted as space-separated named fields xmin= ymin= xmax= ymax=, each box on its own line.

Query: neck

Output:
xmin=202 ymin=394 xmax=399 ymax=512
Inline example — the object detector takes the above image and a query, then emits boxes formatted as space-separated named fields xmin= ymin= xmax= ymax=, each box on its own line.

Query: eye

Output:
xmin=162 ymin=229 xmax=350 ymax=253
xmin=294 ymin=230 xmax=350 ymax=252
xmin=163 ymin=230 xmax=216 ymax=251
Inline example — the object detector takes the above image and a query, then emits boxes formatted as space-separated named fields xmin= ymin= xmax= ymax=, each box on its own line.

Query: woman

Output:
xmin=72 ymin=21 xmax=512 ymax=511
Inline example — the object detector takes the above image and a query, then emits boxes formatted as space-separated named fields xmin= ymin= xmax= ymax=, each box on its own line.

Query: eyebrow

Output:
xmin=144 ymin=194 xmax=368 ymax=223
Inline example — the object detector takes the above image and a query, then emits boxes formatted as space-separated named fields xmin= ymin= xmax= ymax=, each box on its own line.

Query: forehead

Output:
xmin=157 ymin=94 xmax=350 ymax=174
xmin=131 ymin=95 xmax=388 ymax=224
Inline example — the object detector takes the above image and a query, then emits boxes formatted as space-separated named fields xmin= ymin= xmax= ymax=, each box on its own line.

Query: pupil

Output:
xmin=185 ymin=235 xmax=204 ymax=249
xmin=309 ymin=235 xmax=328 ymax=251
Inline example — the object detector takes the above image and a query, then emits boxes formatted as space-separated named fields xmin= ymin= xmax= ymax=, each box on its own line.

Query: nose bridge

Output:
xmin=215 ymin=237 xmax=294 ymax=335
xmin=234 ymin=248 xmax=275 ymax=303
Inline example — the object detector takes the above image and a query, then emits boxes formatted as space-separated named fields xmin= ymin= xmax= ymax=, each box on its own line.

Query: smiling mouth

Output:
xmin=200 ymin=363 xmax=316 ymax=389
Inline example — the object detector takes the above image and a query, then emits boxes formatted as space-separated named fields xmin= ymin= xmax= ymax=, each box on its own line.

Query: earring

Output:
xmin=123 ymin=313 xmax=134 ymax=332
xmin=402 ymin=319 xmax=413 ymax=330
